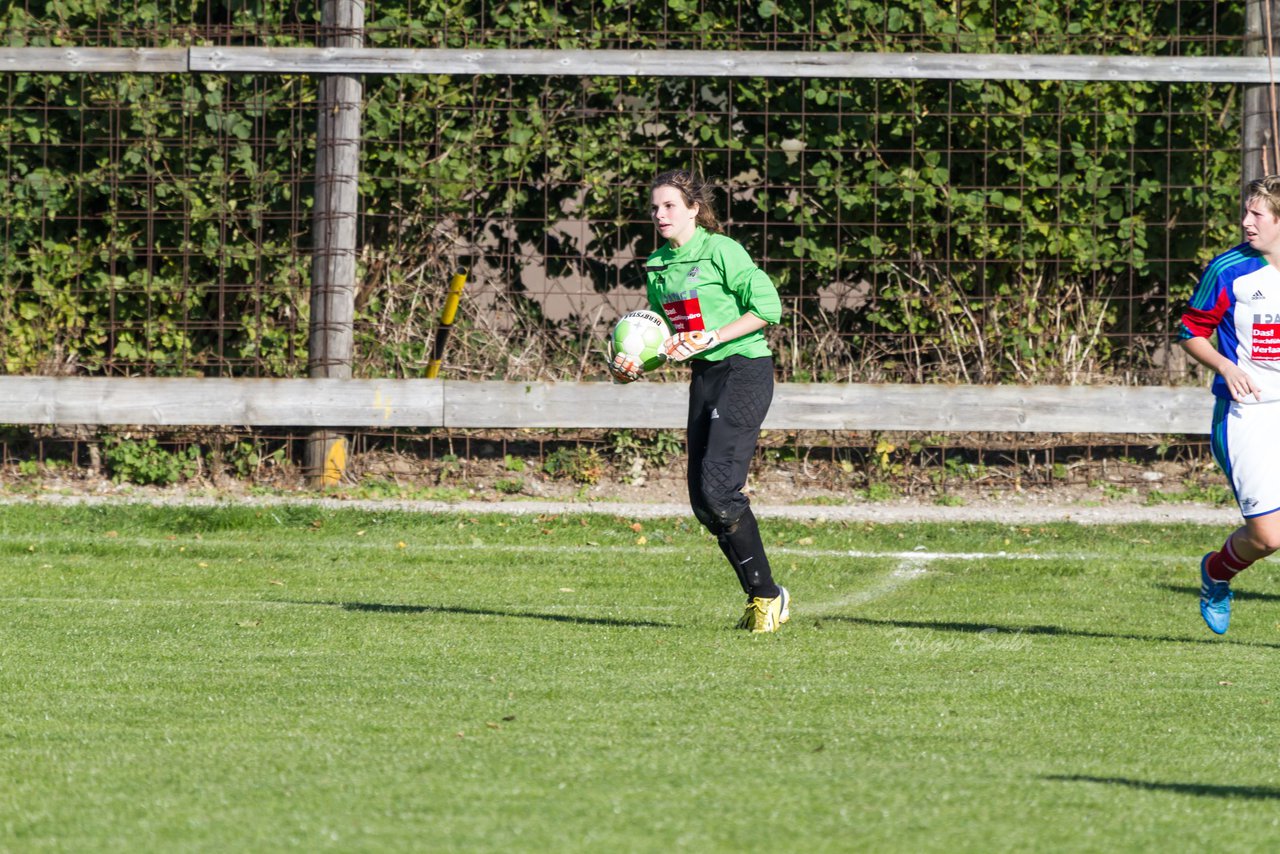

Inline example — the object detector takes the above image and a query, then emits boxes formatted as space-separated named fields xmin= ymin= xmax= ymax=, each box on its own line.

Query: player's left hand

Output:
xmin=608 ymin=351 xmax=644 ymax=383
xmin=661 ymin=329 xmax=721 ymax=362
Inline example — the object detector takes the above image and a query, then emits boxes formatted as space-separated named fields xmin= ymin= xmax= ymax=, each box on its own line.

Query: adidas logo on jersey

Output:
xmin=1253 ymin=290 xmax=1267 ymax=300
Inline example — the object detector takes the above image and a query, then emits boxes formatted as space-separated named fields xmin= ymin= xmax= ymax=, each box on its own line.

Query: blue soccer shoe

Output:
xmin=1199 ymin=553 xmax=1233 ymax=635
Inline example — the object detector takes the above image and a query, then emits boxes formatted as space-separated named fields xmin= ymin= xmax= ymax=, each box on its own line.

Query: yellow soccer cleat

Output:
xmin=745 ymin=586 xmax=790 ymax=633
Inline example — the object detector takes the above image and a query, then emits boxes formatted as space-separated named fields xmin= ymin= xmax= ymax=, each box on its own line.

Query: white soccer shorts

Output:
xmin=1212 ymin=396 xmax=1280 ymax=518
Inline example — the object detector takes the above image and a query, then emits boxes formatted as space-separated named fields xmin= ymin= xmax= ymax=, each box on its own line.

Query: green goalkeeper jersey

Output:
xmin=644 ymin=226 xmax=782 ymax=361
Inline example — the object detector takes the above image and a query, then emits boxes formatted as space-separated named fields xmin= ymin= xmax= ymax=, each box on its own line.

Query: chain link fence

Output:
xmin=0 ymin=1 xmax=1251 ymax=499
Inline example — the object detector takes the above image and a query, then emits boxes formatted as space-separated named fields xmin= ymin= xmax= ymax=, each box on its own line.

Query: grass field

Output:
xmin=3 ymin=502 xmax=1280 ymax=852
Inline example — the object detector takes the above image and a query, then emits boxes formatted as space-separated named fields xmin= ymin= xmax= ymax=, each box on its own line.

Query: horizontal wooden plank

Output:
xmin=767 ymin=383 xmax=1212 ymax=433
xmin=0 ymin=47 xmax=187 ymax=73
xmin=0 ymin=378 xmax=444 ymax=427
xmin=0 ymin=377 xmax=1216 ymax=433
xmin=188 ymin=47 xmax=1270 ymax=83
xmin=444 ymin=380 xmax=685 ymax=429
xmin=0 ymin=46 xmax=1259 ymax=83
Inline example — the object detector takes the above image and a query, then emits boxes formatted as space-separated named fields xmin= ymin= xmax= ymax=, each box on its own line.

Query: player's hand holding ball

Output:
xmin=608 ymin=309 xmax=669 ymax=383
xmin=608 ymin=351 xmax=644 ymax=384
xmin=662 ymin=329 xmax=721 ymax=362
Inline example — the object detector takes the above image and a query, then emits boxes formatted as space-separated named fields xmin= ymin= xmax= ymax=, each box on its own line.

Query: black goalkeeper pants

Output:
xmin=687 ymin=355 xmax=779 ymax=599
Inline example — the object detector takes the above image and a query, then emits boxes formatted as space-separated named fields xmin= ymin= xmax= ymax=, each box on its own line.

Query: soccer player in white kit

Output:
xmin=1179 ymin=175 xmax=1280 ymax=634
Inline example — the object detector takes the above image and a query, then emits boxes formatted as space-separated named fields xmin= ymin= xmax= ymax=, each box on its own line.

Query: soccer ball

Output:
xmin=610 ymin=309 xmax=669 ymax=372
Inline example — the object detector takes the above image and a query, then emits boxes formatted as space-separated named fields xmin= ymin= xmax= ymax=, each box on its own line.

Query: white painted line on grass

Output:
xmin=807 ymin=557 xmax=932 ymax=616
xmin=0 ymin=595 xmax=302 ymax=609
xmin=4 ymin=532 xmax=1172 ymax=564
xmin=774 ymin=547 xmax=1050 ymax=561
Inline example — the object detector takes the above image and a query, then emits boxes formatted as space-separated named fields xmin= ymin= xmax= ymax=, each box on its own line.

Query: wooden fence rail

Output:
xmin=0 ymin=47 xmax=1276 ymax=83
xmin=0 ymin=378 xmax=1213 ymax=434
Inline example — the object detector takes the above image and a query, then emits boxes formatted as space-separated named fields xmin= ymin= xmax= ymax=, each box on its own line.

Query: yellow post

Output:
xmin=322 ymin=435 xmax=347 ymax=486
xmin=426 ymin=268 xmax=468 ymax=379
xmin=306 ymin=431 xmax=348 ymax=488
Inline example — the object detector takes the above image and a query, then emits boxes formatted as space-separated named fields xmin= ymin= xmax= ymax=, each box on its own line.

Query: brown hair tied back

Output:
xmin=651 ymin=169 xmax=721 ymax=233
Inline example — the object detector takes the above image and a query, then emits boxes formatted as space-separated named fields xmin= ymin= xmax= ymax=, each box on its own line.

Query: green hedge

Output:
xmin=0 ymin=0 xmax=1246 ymax=382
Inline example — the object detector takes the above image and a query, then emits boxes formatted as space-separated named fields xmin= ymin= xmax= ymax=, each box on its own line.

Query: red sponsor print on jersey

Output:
xmin=662 ymin=288 xmax=705 ymax=333
xmin=1253 ymin=322 xmax=1280 ymax=360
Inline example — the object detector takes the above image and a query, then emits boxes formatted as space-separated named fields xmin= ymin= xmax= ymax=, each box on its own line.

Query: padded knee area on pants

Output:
xmin=693 ymin=502 xmax=743 ymax=537
xmin=697 ymin=462 xmax=746 ymax=531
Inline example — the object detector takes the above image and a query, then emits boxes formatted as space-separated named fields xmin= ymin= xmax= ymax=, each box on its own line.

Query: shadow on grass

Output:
xmin=1046 ymin=774 xmax=1280 ymax=801
xmin=289 ymin=599 xmax=672 ymax=629
xmin=1158 ymin=583 xmax=1280 ymax=603
xmin=826 ymin=616 xmax=1280 ymax=649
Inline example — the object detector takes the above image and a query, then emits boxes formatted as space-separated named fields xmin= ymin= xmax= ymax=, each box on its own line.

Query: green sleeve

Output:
xmin=715 ymin=238 xmax=782 ymax=324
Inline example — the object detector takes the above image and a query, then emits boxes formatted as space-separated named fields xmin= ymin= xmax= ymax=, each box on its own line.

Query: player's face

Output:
xmin=651 ymin=185 xmax=699 ymax=247
xmin=1243 ymin=197 xmax=1280 ymax=258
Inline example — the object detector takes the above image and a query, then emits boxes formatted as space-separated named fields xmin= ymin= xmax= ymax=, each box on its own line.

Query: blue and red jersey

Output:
xmin=1180 ymin=243 xmax=1280 ymax=402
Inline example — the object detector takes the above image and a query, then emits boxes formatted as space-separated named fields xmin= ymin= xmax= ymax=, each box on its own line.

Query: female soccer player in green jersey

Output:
xmin=610 ymin=169 xmax=788 ymax=633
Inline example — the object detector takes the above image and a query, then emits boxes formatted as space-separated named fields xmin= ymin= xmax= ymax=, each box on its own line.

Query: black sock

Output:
xmin=718 ymin=508 xmax=779 ymax=599
xmin=717 ymin=535 xmax=752 ymax=596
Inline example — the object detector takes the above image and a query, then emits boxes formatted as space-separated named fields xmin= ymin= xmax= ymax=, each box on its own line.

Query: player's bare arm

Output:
xmin=1180 ymin=336 xmax=1262 ymax=402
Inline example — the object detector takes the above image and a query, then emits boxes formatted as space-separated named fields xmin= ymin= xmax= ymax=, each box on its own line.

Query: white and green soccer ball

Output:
xmin=610 ymin=309 xmax=669 ymax=372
